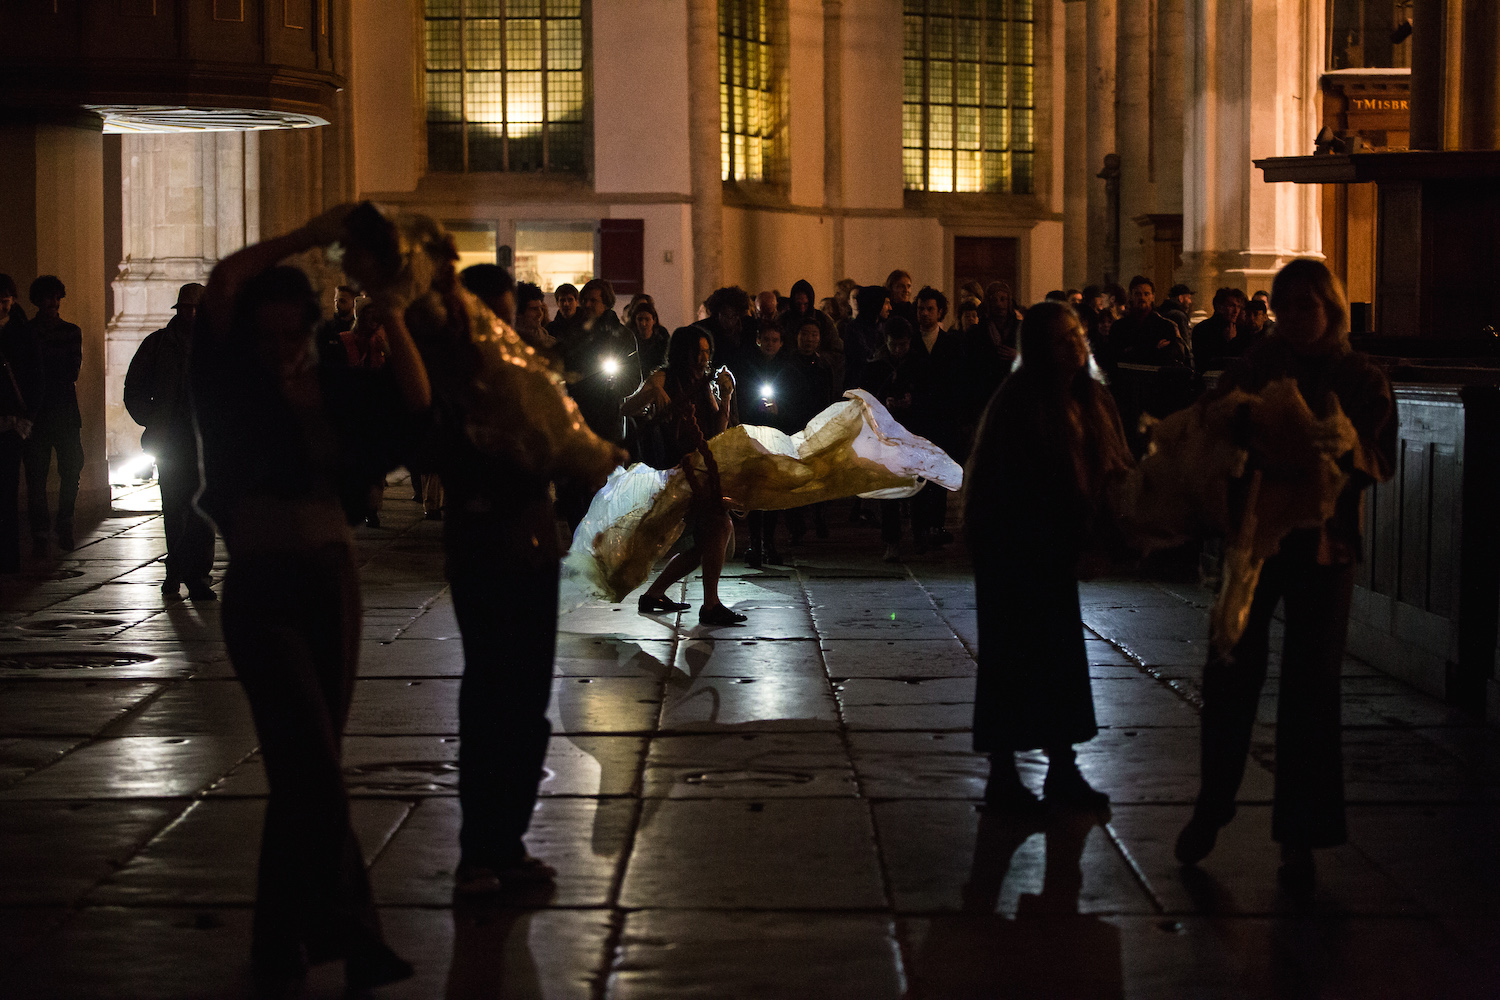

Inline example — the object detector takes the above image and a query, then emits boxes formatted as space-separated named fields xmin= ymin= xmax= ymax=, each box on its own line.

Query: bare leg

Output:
xmin=698 ymin=513 xmax=732 ymax=609
xmin=644 ymin=548 xmax=702 ymax=599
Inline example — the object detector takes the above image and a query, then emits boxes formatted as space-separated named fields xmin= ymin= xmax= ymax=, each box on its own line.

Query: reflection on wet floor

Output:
xmin=0 ymin=487 xmax=1498 ymax=998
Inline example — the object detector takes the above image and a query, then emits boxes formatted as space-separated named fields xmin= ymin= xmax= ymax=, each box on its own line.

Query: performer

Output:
xmin=624 ymin=325 xmax=746 ymax=626
xmin=963 ymin=301 xmax=1133 ymax=811
xmin=1174 ymin=259 xmax=1396 ymax=892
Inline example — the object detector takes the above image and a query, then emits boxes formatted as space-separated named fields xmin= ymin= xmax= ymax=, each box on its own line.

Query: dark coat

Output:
xmin=1191 ymin=313 xmax=1252 ymax=372
xmin=1108 ymin=309 xmax=1189 ymax=368
xmin=316 ymin=313 xmax=354 ymax=370
xmin=124 ymin=316 xmax=196 ymax=457
xmin=860 ymin=350 xmax=926 ymax=431
xmin=29 ymin=315 xmax=82 ymax=429
xmin=0 ymin=307 xmax=42 ymax=424
xmin=780 ymin=350 xmax=836 ymax=431
xmin=563 ymin=313 xmax=641 ymax=445
xmin=910 ymin=326 xmax=967 ymax=455
xmin=966 ymin=371 xmax=1128 ymax=753
xmin=736 ymin=348 xmax=791 ymax=432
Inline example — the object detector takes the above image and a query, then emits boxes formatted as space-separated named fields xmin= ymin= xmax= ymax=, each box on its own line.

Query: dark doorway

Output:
xmin=954 ymin=236 xmax=1019 ymax=303
xmin=599 ymin=218 xmax=645 ymax=296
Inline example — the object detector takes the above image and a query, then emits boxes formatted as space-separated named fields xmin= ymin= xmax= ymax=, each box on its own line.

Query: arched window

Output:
xmin=720 ymin=0 xmax=788 ymax=184
xmin=424 ymin=0 xmax=587 ymax=173
xmin=902 ymin=0 xmax=1034 ymax=194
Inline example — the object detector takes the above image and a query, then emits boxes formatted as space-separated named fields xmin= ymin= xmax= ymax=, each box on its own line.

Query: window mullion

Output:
xmin=499 ymin=12 xmax=509 ymax=172
xmin=541 ymin=15 xmax=550 ymax=171
xmin=459 ymin=0 xmax=469 ymax=172
xmin=922 ymin=7 xmax=930 ymax=192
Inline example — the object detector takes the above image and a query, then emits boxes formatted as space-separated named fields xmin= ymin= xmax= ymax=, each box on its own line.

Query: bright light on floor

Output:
xmin=109 ymin=453 xmax=156 ymax=485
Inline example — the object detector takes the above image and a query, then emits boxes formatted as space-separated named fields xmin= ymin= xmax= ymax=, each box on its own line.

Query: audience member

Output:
xmin=1191 ymin=287 xmax=1249 ymax=372
xmin=22 ymin=275 xmax=84 ymax=554
xmin=0 ymin=275 xmax=39 ymax=574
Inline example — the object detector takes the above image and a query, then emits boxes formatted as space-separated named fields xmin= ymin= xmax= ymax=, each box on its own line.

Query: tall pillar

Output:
xmin=0 ymin=119 xmax=109 ymax=520
xmin=824 ymin=0 xmax=845 ymax=280
xmin=1115 ymin=0 xmax=1154 ymax=281
xmin=687 ymin=0 xmax=724 ymax=307
xmin=1062 ymin=0 xmax=1089 ymax=286
xmin=1180 ymin=0 xmax=1322 ymax=299
xmin=106 ymin=132 xmax=259 ymax=459
xmin=1085 ymin=0 xmax=1118 ymax=286
xmin=1154 ymin=0 xmax=1186 ymax=222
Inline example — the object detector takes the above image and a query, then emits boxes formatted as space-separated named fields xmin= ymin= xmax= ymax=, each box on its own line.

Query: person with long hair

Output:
xmin=964 ymin=301 xmax=1133 ymax=811
xmin=624 ymin=325 xmax=745 ymax=626
xmin=1174 ymin=259 xmax=1396 ymax=892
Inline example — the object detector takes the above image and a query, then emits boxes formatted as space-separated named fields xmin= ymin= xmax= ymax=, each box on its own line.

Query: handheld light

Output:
xmin=601 ymin=356 xmax=620 ymax=378
xmin=760 ymin=383 xmax=775 ymax=400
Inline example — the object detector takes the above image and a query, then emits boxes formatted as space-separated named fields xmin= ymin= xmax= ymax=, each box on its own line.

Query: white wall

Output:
xmin=840 ymin=0 xmax=905 ymax=210
xmin=352 ymin=0 xmax=421 ymax=194
xmin=786 ymin=0 xmax=826 ymax=207
xmin=842 ymin=216 xmax=944 ymax=289
xmin=594 ymin=0 xmax=693 ymax=194
xmin=615 ymin=202 xmax=694 ymax=330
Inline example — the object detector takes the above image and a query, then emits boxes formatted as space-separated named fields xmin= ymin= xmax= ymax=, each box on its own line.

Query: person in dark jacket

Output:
xmin=563 ymin=278 xmax=640 ymax=448
xmin=547 ymin=282 xmax=581 ymax=349
xmin=1191 ymin=287 xmax=1249 ymax=372
xmin=123 ymin=282 xmax=216 ymax=599
xmin=861 ymin=317 xmax=928 ymax=562
xmin=779 ymin=279 xmax=844 ymax=388
xmin=192 ymin=204 xmax=428 ymax=992
xmin=0 ymin=275 xmax=40 ymax=573
xmin=908 ymin=287 xmax=966 ymax=551
xmin=1174 ymin=259 xmax=1397 ymax=893
xmin=781 ymin=317 xmax=836 ymax=544
xmin=965 ymin=301 xmax=1133 ymax=811
xmin=697 ymin=285 xmax=754 ymax=373
xmin=626 ymin=295 xmax=671 ymax=376
xmin=739 ymin=321 xmax=790 ymax=567
xmin=22 ymin=275 xmax=84 ymax=554
xmin=842 ymin=284 xmax=890 ymax=392
xmin=1160 ymin=283 xmax=1194 ymax=343
xmin=1107 ymin=276 xmax=1189 ymax=368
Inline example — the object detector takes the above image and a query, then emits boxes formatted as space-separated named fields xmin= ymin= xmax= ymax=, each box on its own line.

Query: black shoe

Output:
xmin=984 ymin=776 xmax=1043 ymax=816
xmin=161 ymin=578 xmax=182 ymax=600
xmin=344 ymin=938 xmax=414 ymax=992
xmin=699 ymin=603 xmax=747 ymax=627
xmin=764 ymin=545 xmax=782 ymax=565
xmin=365 ymin=513 xmax=381 ymax=529
xmin=187 ymin=583 xmax=218 ymax=602
xmin=1174 ymin=817 xmax=1221 ymax=865
xmin=55 ymin=526 xmax=74 ymax=552
xmin=424 ymin=510 xmax=443 ymax=521
xmin=639 ymin=593 xmax=690 ymax=614
xmin=745 ymin=546 xmax=763 ymax=569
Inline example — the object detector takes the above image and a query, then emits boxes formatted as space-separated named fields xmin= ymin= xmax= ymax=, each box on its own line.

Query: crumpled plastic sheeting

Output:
xmin=387 ymin=214 xmax=623 ymax=486
xmin=565 ymin=390 xmax=964 ymax=602
xmin=1115 ymin=378 xmax=1355 ymax=653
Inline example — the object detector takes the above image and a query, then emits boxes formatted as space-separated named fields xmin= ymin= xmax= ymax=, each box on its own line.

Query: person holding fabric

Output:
xmin=964 ymin=301 xmax=1133 ymax=812
xmin=192 ymin=203 xmax=429 ymax=992
xmin=1174 ymin=259 xmax=1396 ymax=893
xmin=625 ymin=325 xmax=745 ymax=627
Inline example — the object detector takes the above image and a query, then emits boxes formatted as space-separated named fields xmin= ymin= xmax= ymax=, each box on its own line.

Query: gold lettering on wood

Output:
xmin=1350 ymin=98 xmax=1409 ymax=112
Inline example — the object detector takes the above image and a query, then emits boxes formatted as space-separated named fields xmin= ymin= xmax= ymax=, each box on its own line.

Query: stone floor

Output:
xmin=1 ymin=484 xmax=1498 ymax=998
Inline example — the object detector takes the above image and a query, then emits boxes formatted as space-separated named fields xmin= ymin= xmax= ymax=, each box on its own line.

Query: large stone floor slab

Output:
xmin=2 ymin=497 xmax=1497 ymax=997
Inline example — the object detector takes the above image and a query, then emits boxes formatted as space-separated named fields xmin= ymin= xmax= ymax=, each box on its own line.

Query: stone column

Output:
xmin=824 ymin=0 xmax=845 ymax=280
xmin=0 ymin=118 xmax=109 ymax=519
xmin=106 ymin=131 xmax=259 ymax=459
xmin=1154 ymin=0 xmax=1186 ymax=224
xmin=1115 ymin=0 xmax=1154 ymax=281
xmin=687 ymin=0 xmax=724 ymax=307
xmin=1085 ymin=0 xmax=1118 ymax=286
xmin=1179 ymin=0 xmax=1322 ymax=298
xmin=1062 ymin=0 xmax=1088 ymax=286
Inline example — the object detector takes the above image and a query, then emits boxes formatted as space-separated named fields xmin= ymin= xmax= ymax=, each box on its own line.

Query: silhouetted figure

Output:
xmin=192 ymin=204 xmax=427 ymax=992
xmin=0 ymin=275 xmax=40 ymax=573
xmin=964 ymin=302 xmax=1132 ymax=811
xmin=22 ymin=275 xmax=83 ymax=555
xmin=1175 ymin=259 xmax=1396 ymax=893
xmin=124 ymin=282 xmax=216 ymax=599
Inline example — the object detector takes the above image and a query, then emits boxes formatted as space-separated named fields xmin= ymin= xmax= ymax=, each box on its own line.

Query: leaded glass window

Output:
xmin=903 ymin=0 xmax=1034 ymax=194
xmin=424 ymin=0 xmax=586 ymax=173
xmin=720 ymin=0 xmax=788 ymax=184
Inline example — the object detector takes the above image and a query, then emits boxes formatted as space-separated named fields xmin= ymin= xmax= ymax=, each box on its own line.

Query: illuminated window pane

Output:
xmin=422 ymin=0 xmax=586 ymax=173
xmin=902 ymin=0 xmax=1033 ymax=194
xmin=719 ymin=0 xmax=787 ymax=184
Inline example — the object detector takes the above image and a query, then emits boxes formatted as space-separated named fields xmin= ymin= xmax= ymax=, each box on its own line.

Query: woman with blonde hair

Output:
xmin=1174 ymin=258 xmax=1396 ymax=892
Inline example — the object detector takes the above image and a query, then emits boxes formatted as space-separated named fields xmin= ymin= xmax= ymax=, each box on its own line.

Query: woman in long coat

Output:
xmin=964 ymin=301 xmax=1133 ymax=810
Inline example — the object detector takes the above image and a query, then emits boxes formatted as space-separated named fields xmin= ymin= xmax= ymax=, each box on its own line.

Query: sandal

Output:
xmin=699 ymin=603 xmax=748 ymax=627
xmin=639 ymin=594 xmax=690 ymax=614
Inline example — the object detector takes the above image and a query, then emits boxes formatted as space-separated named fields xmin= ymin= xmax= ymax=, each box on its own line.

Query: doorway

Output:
xmin=954 ymin=236 xmax=1018 ymax=303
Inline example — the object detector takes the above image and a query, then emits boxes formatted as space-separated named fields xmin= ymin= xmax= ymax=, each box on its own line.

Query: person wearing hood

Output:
xmin=779 ymin=278 xmax=845 ymax=387
xmin=124 ymin=283 xmax=217 ymax=599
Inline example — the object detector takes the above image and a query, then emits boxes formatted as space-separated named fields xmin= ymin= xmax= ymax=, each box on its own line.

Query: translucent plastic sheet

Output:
xmin=1114 ymin=378 xmax=1356 ymax=653
xmin=565 ymin=390 xmax=964 ymax=602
